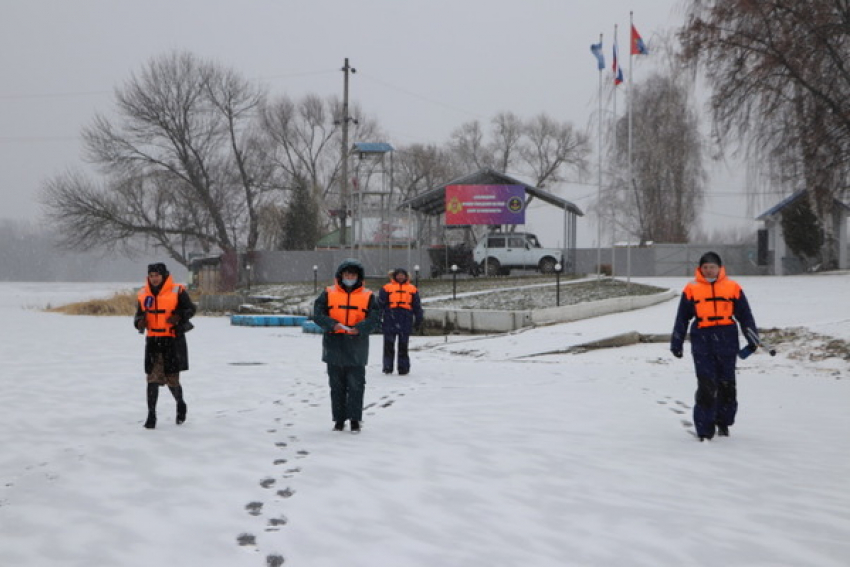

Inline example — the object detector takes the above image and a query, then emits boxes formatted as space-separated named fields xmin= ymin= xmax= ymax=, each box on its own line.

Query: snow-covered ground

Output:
xmin=1 ymin=274 xmax=849 ymax=567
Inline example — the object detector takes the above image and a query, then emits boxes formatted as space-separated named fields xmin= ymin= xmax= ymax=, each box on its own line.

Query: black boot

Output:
xmin=145 ymin=383 xmax=159 ymax=429
xmin=144 ymin=411 xmax=157 ymax=429
xmin=170 ymin=386 xmax=187 ymax=425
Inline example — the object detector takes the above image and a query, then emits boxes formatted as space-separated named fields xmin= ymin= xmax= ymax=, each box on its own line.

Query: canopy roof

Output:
xmin=399 ymin=168 xmax=584 ymax=217
xmin=757 ymin=189 xmax=850 ymax=221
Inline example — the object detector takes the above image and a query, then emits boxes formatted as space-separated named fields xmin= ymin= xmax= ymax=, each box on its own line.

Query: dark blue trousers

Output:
xmin=692 ymin=350 xmax=738 ymax=438
xmin=327 ymin=364 xmax=365 ymax=422
xmin=383 ymin=331 xmax=411 ymax=374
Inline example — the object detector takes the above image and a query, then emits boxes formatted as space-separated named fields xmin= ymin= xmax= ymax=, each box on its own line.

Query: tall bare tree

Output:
xmin=41 ymin=51 xmax=272 ymax=266
xmin=607 ymin=73 xmax=705 ymax=244
xmin=679 ymin=0 xmax=850 ymax=266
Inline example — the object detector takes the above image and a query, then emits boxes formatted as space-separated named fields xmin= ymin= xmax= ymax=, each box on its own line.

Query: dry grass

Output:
xmin=47 ymin=291 xmax=139 ymax=316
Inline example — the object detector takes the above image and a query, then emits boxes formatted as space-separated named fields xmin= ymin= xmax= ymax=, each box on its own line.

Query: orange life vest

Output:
xmin=684 ymin=267 xmax=741 ymax=328
xmin=382 ymin=281 xmax=417 ymax=310
xmin=138 ymin=276 xmax=184 ymax=337
xmin=326 ymin=284 xmax=373 ymax=333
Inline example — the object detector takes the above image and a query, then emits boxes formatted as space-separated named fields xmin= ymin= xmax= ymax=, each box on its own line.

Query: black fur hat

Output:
xmin=698 ymin=252 xmax=722 ymax=267
xmin=147 ymin=262 xmax=170 ymax=277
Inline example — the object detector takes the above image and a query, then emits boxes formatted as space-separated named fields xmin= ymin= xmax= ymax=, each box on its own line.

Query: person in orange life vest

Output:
xmin=670 ymin=252 xmax=758 ymax=441
xmin=312 ymin=259 xmax=380 ymax=433
xmin=379 ymin=268 xmax=423 ymax=375
xmin=133 ymin=262 xmax=196 ymax=430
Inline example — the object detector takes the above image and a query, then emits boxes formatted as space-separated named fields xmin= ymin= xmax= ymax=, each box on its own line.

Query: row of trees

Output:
xmin=42 ymin=51 xmax=591 ymax=268
xmin=46 ymin=3 xmax=850 ymax=272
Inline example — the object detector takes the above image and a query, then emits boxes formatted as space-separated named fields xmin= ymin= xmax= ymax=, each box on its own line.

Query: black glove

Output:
xmin=738 ymin=343 xmax=758 ymax=360
xmin=135 ymin=318 xmax=146 ymax=332
xmin=167 ymin=314 xmax=181 ymax=325
xmin=671 ymin=348 xmax=683 ymax=359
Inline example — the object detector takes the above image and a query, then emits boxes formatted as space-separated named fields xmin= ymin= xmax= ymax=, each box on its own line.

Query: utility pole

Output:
xmin=339 ymin=58 xmax=356 ymax=247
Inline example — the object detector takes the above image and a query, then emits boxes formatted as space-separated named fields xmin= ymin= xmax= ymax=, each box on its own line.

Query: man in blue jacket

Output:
xmin=670 ymin=252 xmax=758 ymax=441
xmin=379 ymin=268 xmax=424 ymax=375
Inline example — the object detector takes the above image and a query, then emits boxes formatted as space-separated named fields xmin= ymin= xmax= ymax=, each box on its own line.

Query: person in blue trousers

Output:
xmin=379 ymin=268 xmax=424 ymax=375
xmin=670 ymin=252 xmax=758 ymax=441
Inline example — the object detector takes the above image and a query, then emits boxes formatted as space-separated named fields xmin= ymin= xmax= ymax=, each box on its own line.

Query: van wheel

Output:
xmin=482 ymin=258 xmax=501 ymax=276
xmin=538 ymin=257 xmax=557 ymax=274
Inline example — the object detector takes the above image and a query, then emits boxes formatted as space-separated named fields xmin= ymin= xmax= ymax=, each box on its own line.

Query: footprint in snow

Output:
xmin=245 ymin=501 xmax=263 ymax=516
xmin=267 ymin=515 xmax=288 ymax=528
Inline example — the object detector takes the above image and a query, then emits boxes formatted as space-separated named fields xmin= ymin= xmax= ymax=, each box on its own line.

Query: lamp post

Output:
xmin=246 ymin=263 xmax=252 ymax=292
xmin=554 ymin=263 xmax=562 ymax=306
xmin=414 ymin=264 xmax=420 ymax=288
xmin=451 ymin=264 xmax=458 ymax=300
xmin=313 ymin=265 xmax=318 ymax=293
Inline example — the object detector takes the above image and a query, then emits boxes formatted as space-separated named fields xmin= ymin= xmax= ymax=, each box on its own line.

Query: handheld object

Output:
xmin=738 ymin=328 xmax=777 ymax=359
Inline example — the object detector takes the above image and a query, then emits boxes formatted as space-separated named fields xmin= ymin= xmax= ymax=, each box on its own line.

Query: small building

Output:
xmin=757 ymin=190 xmax=849 ymax=275
xmin=399 ymin=168 xmax=583 ymax=272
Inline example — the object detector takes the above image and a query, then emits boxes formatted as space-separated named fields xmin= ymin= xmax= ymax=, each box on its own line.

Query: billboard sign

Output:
xmin=445 ymin=184 xmax=526 ymax=225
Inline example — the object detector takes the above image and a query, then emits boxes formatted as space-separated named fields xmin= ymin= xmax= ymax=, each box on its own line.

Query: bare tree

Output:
xmin=679 ymin=0 xmax=850 ymax=266
xmin=449 ymin=120 xmax=494 ymax=172
xmin=393 ymin=143 xmax=462 ymax=202
xmin=42 ymin=51 xmax=273 ymax=266
xmin=489 ymin=112 xmax=524 ymax=173
xmin=519 ymin=113 xmax=590 ymax=188
xmin=608 ymin=73 xmax=705 ymax=244
xmin=260 ymin=94 xmax=381 ymax=235
xmin=449 ymin=113 xmax=589 ymax=187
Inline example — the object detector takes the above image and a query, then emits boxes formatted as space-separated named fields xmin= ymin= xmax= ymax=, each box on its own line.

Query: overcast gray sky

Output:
xmin=3 ymin=0 xmax=755 ymax=243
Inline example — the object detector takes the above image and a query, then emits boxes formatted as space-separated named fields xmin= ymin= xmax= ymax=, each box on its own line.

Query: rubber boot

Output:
xmin=144 ymin=383 xmax=159 ymax=429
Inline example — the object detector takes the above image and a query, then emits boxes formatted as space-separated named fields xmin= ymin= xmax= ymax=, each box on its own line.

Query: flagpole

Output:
xmin=611 ymin=24 xmax=619 ymax=279
xmin=596 ymin=33 xmax=603 ymax=281
xmin=626 ymin=11 xmax=634 ymax=290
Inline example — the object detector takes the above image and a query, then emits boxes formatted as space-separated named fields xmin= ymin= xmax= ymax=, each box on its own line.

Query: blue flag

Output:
xmin=590 ymin=42 xmax=605 ymax=70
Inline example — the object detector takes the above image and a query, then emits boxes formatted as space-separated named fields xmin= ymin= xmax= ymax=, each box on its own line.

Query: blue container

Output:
xmin=301 ymin=320 xmax=323 ymax=334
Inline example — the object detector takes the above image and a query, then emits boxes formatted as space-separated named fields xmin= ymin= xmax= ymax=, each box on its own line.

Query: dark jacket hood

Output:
xmin=391 ymin=268 xmax=409 ymax=281
xmin=335 ymin=258 xmax=365 ymax=290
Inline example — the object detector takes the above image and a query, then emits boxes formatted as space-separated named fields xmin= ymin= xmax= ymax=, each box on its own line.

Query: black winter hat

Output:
xmin=392 ymin=267 xmax=409 ymax=280
xmin=698 ymin=252 xmax=722 ymax=267
xmin=335 ymin=258 xmax=365 ymax=283
xmin=147 ymin=262 xmax=170 ymax=277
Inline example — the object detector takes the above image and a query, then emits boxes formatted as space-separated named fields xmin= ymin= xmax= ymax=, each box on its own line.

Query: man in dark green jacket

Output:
xmin=313 ymin=258 xmax=380 ymax=433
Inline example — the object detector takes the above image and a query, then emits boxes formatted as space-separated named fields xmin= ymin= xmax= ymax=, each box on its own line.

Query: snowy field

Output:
xmin=1 ymin=274 xmax=849 ymax=567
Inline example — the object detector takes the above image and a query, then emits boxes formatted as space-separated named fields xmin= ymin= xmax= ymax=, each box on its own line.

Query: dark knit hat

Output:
xmin=698 ymin=252 xmax=722 ymax=267
xmin=147 ymin=262 xmax=169 ymax=277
